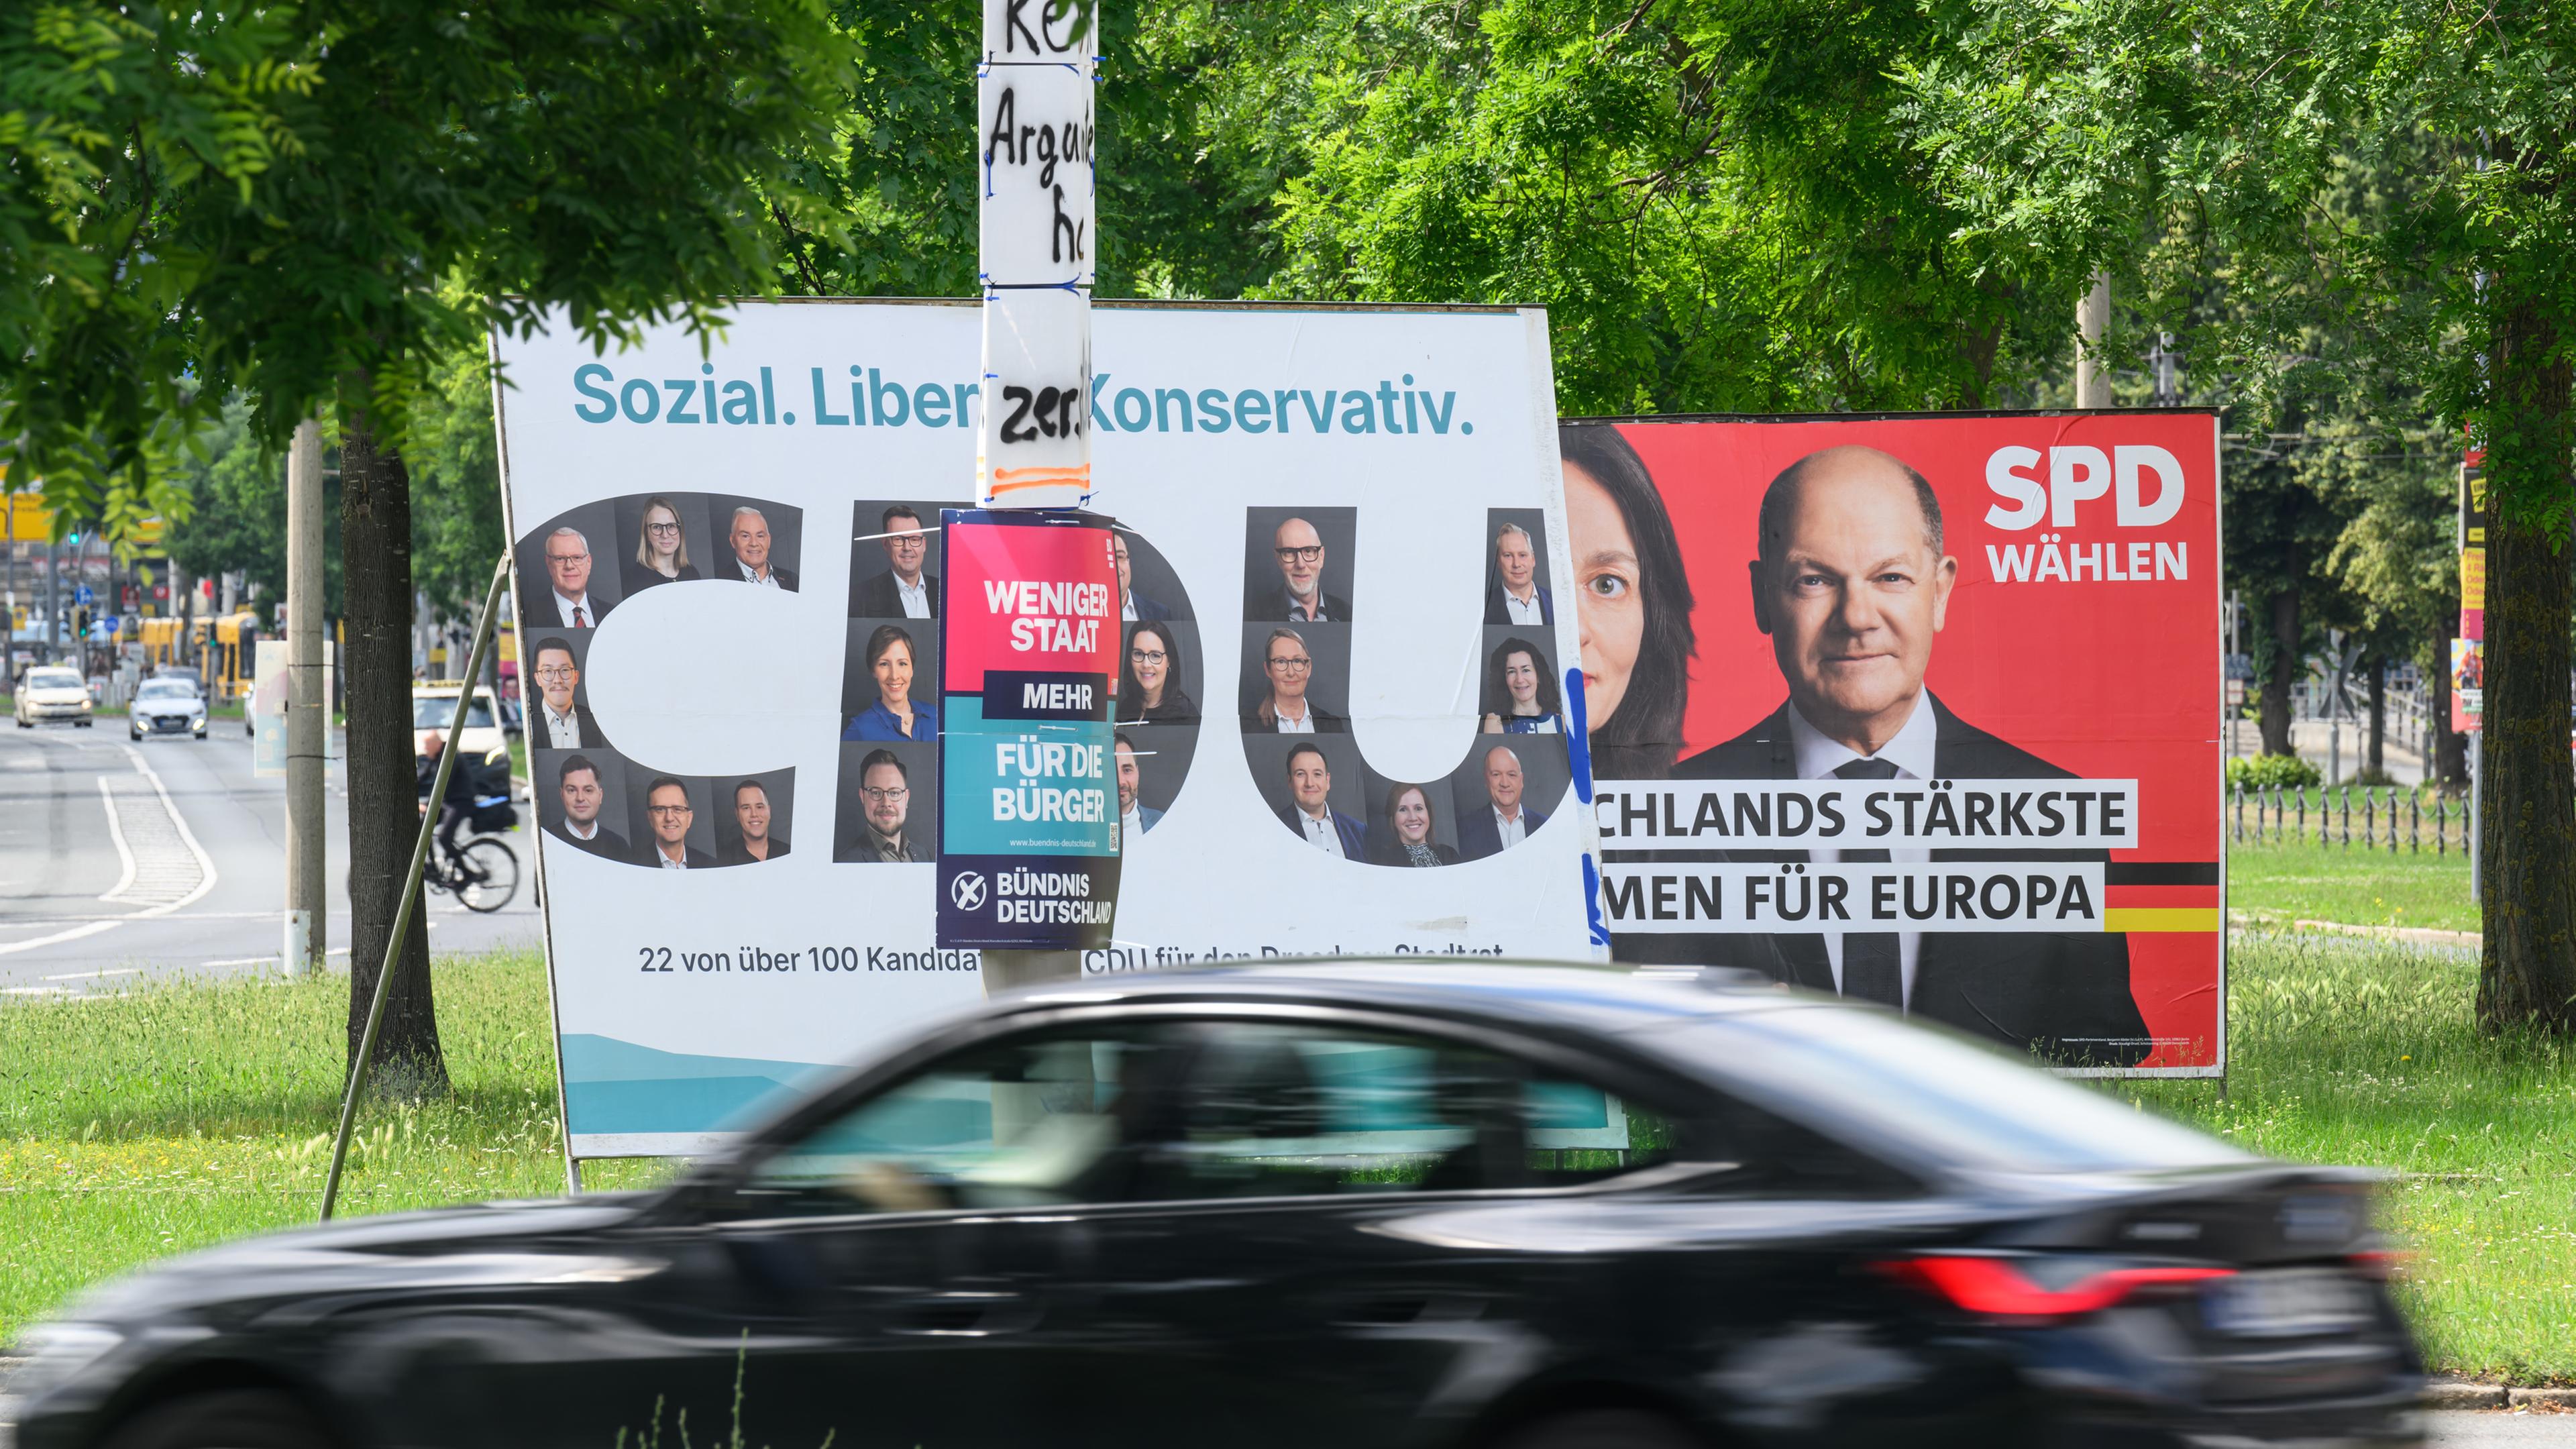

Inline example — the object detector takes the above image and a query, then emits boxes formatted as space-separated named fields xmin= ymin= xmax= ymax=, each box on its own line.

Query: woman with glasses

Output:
xmin=1479 ymin=637 xmax=1566 ymax=735
xmin=1117 ymin=622 xmax=1197 ymax=724
xmin=1368 ymin=782 xmax=1458 ymax=867
xmin=624 ymin=497 xmax=702 ymax=594
xmin=842 ymin=625 xmax=940 ymax=741
xmin=1246 ymin=626 xmax=1346 ymax=733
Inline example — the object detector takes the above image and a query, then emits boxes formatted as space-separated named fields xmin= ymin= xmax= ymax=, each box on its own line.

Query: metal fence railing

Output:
xmin=2230 ymin=784 xmax=2470 ymax=854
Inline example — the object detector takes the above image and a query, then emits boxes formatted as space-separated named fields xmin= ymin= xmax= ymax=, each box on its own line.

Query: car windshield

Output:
xmin=1672 ymin=1006 xmax=2253 ymax=1175
xmin=137 ymin=682 xmax=195 ymax=701
xmin=413 ymin=696 xmax=494 ymax=729
xmin=27 ymin=669 xmax=80 ymax=690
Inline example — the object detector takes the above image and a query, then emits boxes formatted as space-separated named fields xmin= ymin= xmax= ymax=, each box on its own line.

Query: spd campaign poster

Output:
xmin=935 ymin=510 xmax=1123 ymax=948
xmin=494 ymin=299 xmax=1593 ymax=1158
xmin=1574 ymin=414 xmax=2223 ymax=1075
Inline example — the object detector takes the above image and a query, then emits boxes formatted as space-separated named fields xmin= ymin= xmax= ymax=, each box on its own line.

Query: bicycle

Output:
xmin=427 ymin=822 xmax=520 ymax=913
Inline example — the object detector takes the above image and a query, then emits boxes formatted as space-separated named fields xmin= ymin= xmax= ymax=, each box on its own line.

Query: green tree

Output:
xmin=4 ymin=1 xmax=857 ymax=1091
xmin=1896 ymin=0 xmax=2576 ymax=1027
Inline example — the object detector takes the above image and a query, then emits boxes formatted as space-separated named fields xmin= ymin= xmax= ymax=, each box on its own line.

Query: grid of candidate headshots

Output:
xmin=517 ymin=493 xmax=804 ymax=871
xmin=833 ymin=499 xmax=1205 ymax=862
xmin=1238 ymin=506 xmax=1570 ymax=866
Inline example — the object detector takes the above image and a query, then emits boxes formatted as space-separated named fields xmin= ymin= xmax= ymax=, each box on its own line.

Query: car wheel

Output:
xmin=1493 ymin=1411 xmax=1703 ymax=1449
xmin=98 ymin=1390 xmax=333 ymax=1449
xmin=76 ymin=718 xmax=92 ymax=727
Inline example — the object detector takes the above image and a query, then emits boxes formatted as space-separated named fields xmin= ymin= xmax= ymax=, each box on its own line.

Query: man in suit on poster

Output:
xmin=1666 ymin=444 xmax=2150 ymax=1066
xmin=725 ymin=507 xmax=799 ymax=590
xmin=550 ymin=755 xmax=635 ymax=863
xmin=854 ymin=505 xmax=939 ymax=617
xmin=1276 ymin=743 xmax=1366 ymax=859
xmin=526 ymin=638 xmax=604 ymax=750
xmin=1455 ymin=745 xmax=1550 ymax=860
xmin=1483 ymin=523 xmax=1554 ymax=626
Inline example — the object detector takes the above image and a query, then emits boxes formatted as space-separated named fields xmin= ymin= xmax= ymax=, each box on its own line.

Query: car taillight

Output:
xmin=1880 ymin=1254 xmax=2235 ymax=1318
xmin=2347 ymin=1249 xmax=2407 ymax=1281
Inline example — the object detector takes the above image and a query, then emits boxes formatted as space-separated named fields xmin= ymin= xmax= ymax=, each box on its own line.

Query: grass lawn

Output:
xmin=2229 ymin=838 xmax=2479 ymax=933
xmin=5 ymin=932 xmax=2573 ymax=1383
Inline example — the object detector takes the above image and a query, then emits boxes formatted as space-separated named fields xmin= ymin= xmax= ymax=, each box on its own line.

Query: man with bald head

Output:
xmin=1672 ymin=445 xmax=2147 ymax=1066
xmin=1252 ymin=515 xmax=1352 ymax=622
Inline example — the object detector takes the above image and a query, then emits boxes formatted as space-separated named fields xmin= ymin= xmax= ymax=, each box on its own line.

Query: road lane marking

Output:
xmin=0 ymin=747 xmax=225 ymax=957
xmin=117 ymin=744 xmax=219 ymax=915
xmin=43 ymin=967 xmax=140 ymax=980
xmin=96 ymin=775 xmax=138 ymax=900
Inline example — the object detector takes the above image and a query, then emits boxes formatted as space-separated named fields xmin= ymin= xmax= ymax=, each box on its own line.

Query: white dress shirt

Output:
xmin=739 ymin=561 xmax=782 ymax=589
xmin=539 ymin=702 xmax=584 ymax=749
xmin=564 ymin=818 xmax=600 ymax=843
xmin=657 ymin=844 xmax=690 ymax=869
xmin=1491 ymin=804 xmax=1528 ymax=850
xmin=1120 ymin=594 xmax=1138 ymax=622
xmin=1300 ymin=810 xmax=1344 ymax=857
xmin=1786 ymin=691 xmax=1937 ymax=1007
xmin=1271 ymin=702 xmax=1316 ymax=734
xmin=895 ymin=574 xmax=930 ymax=617
xmin=1500 ymin=586 xmax=1544 ymax=627
xmin=551 ymin=590 xmax=595 ymax=628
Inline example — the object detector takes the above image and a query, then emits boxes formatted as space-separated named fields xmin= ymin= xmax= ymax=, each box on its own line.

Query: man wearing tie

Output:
xmin=524 ymin=527 xmax=610 ymax=630
xmin=1483 ymin=523 xmax=1552 ymax=626
xmin=1661 ymin=444 xmax=2147 ymax=1065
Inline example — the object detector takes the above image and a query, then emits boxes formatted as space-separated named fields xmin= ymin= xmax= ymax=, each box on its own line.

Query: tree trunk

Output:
xmin=2364 ymin=656 xmax=2385 ymax=779
xmin=339 ymin=382 xmax=449 ymax=1095
xmin=2476 ymin=284 xmax=2576 ymax=1034
xmin=2429 ymin=630 xmax=2468 ymax=786
xmin=2259 ymin=588 xmax=2300 ymax=757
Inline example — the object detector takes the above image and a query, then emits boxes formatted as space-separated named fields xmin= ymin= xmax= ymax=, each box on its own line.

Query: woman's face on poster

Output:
xmin=875 ymin=641 xmax=914 ymax=705
xmin=1130 ymin=629 xmax=1169 ymax=698
xmin=1393 ymin=788 xmax=1432 ymax=845
xmin=1503 ymin=649 xmax=1540 ymax=708
xmin=1564 ymin=461 xmax=1644 ymax=731
xmin=644 ymin=505 xmax=681 ymax=561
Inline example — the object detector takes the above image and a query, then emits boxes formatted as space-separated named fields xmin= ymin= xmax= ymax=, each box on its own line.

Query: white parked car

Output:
xmin=14 ymin=666 xmax=94 ymax=728
xmin=129 ymin=678 xmax=209 ymax=740
xmin=411 ymin=683 xmax=508 ymax=766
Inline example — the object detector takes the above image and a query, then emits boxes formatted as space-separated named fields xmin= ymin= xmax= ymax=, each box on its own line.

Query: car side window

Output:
xmin=737 ymin=1026 xmax=1188 ymax=1216
xmin=1132 ymin=1022 xmax=1677 ymax=1201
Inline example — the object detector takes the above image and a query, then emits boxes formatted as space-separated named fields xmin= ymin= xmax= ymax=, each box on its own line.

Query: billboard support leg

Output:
xmin=319 ymin=548 xmax=511 ymax=1222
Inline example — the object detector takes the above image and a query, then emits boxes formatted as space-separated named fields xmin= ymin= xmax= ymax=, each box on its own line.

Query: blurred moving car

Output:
xmin=0 ymin=965 xmax=2423 ymax=1449
xmin=410 ymin=683 xmax=507 ymax=767
xmin=126 ymin=679 xmax=208 ymax=741
xmin=13 ymin=667 xmax=93 ymax=728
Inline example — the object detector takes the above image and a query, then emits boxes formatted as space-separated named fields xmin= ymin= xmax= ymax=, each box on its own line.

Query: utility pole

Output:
xmin=285 ymin=419 xmax=328 ymax=977
xmin=2075 ymin=272 xmax=2112 ymax=409
xmin=965 ymin=0 xmax=1104 ymax=998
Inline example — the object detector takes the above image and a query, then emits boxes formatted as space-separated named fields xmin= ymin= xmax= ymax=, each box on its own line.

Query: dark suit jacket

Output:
xmin=727 ymin=562 xmax=798 ymax=592
xmin=1124 ymin=591 xmax=1173 ymax=623
xmin=519 ymin=586 xmax=609 ymax=631
xmin=1277 ymin=804 xmax=1367 ymax=860
xmin=719 ymin=835 xmax=790 ymax=867
xmin=853 ymin=570 xmax=938 ymax=618
xmin=1241 ymin=702 xmax=1347 ymax=734
xmin=1645 ymin=694 xmax=2151 ymax=1067
xmin=643 ymin=843 xmax=720 ymax=871
xmin=527 ymin=704 xmax=604 ymax=751
xmin=1483 ymin=582 xmax=1554 ymax=627
xmin=1455 ymin=802 xmax=1550 ymax=861
xmin=1370 ymin=836 xmax=1460 ymax=867
xmin=553 ymin=823 xmax=634 ymax=864
xmin=1250 ymin=583 xmax=1352 ymax=623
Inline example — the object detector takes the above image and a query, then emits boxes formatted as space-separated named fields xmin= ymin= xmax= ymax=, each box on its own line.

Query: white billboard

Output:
xmin=494 ymin=300 xmax=1597 ymax=1159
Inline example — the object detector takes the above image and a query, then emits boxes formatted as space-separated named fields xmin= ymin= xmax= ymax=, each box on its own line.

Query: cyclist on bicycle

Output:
xmin=416 ymin=729 xmax=480 ymax=867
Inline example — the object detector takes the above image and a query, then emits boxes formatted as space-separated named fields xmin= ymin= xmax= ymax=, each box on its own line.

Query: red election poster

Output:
xmin=1572 ymin=413 xmax=2222 ymax=1075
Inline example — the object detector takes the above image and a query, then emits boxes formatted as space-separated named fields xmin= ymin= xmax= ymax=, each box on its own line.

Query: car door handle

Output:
xmin=883 ymin=1290 xmax=1044 ymax=1337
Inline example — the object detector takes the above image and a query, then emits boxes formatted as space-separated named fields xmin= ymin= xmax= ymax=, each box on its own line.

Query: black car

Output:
xmin=2 ymin=963 xmax=2422 ymax=1449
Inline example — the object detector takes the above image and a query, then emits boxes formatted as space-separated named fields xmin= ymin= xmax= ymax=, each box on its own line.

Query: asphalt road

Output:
xmin=0 ymin=718 xmax=541 ymax=995
xmin=2438 ymin=1413 xmax=2576 ymax=1445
